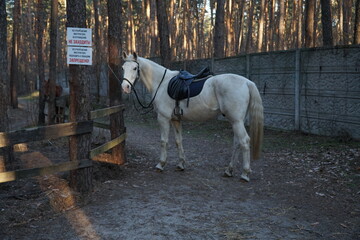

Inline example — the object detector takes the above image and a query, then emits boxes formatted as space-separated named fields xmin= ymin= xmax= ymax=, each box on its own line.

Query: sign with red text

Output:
xmin=67 ymin=27 xmax=92 ymax=65
xmin=67 ymin=46 xmax=92 ymax=65
xmin=67 ymin=27 xmax=92 ymax=46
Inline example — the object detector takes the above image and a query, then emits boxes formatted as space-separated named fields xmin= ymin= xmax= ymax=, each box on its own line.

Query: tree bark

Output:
xmin=10 ymin=0 xmax=21 ymax=109
xmin=305 ymin=0 xmax=316 ymax=48
xmin=37 ymin=0 xmax=46 ymax=125
xmin=354 ymin=0 xmax=360 ymax=44
xmin=48 ymin=0 xmax=58 ymax=124
xmin=320 ymin=0 xmax=333 ymax=46
xmin=245 ymin=0 xmax=254 ymax=53
xmin=66 ymin=0 xmax=93 ymax=193
xmin=155 ymin=0 xmax=171 ymax=66
xmin=0 ymin=0 xmax=14 ymax=171
xmin=107 ymin=0 xmax=126 ymax=165
xmin=257 ymin=0 xmax=266 ymax=52
xmin=234 ymin=0 xmax=245 ymax=54
xmin=277 ymin=0 xmax=285 ymax=50
xmin=343 ymin=0 xmax=352 ymax=44
xmin=93 ymin=0 xmax=101 ymax=102
xmin=213 ymin=0 xmax=225 ymax=58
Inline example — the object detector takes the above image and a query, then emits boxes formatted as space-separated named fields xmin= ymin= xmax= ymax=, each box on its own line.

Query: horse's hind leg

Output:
xmin=171 ymin=120 xmax=186 ymax=170
xmin=225 ymin=121 xmax=251 ymax=182
xmin=155 ymin=115 xmax=170 ymax=171
xmin=224 ymin=135 xmax=240 ymax=177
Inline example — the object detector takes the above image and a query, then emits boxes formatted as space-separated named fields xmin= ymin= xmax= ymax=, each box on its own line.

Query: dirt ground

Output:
xmin=0 ymin=99 xmax=359 ymax=240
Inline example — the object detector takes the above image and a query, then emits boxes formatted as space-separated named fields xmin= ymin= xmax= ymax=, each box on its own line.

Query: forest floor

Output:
xmin=0 ymin=97 xmax=359 ymax=239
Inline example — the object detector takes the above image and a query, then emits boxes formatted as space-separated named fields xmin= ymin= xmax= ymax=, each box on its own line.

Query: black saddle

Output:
xmin=167 ymin=67 xmax=213 ymax=104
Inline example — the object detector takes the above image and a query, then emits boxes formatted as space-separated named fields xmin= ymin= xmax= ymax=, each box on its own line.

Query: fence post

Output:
xmin=294 ymin=49 xmax=301 ymax=131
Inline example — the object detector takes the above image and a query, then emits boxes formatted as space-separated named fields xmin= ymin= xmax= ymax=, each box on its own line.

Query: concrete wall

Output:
xmin=131 ymin=46 xmax=360 ymax=139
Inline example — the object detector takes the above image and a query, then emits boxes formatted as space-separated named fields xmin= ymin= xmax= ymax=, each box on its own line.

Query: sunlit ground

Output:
xmin=20 ymin=150 xmax=101 ymax=239
xmin=18 ymin=91 xmax=40 ymax=100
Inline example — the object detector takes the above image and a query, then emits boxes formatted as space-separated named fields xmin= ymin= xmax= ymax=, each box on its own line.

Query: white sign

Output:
xmin=67 ymin=46 xmax=92 ymax=65
xmin=67 ymin=27 xmax=92 ymax=46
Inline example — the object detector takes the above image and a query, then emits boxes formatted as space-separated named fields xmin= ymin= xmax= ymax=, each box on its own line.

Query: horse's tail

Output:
xmin=248 ymin=82 xmax=264 ymax=160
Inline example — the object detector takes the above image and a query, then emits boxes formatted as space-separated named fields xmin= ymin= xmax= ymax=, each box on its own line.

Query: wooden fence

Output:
xmin=89 ymin=104 xmax=126 ymax=159
xmin=0 ymin=104 xmax=126 ymax=184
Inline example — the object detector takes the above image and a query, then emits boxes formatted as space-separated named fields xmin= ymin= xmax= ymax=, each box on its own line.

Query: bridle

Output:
xmin=122 ymin=60 xmax=140 ymax=89
xmin=109 ymin=60 xmax=168 ymax=110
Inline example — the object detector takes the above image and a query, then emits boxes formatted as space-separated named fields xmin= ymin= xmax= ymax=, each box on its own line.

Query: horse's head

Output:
xmin=121 ymin=52 xmax=140 ymax=94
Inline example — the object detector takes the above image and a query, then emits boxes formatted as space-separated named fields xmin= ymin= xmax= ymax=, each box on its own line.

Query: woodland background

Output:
xmin=1 ymin=0 xmax=360 ymax=93
xmin=0 ymin=0 xmax=359 ymax=124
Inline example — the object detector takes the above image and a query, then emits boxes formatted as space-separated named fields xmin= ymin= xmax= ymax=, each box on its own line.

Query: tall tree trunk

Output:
xmin=268 ymin=0 xmax=275 ymax=51
xmin=155 ymin=0 xmax=171 ymax=66
xmin=234 ymin=0 xmax=245 ymax=54
xmin=66 ymin=0 xmax=93 ymax=193
xmin=48 ymin=0 xmax=58 ymax=124
xmin=277 ymin=0 xmax=285 ymax=50
xmin=225 ymin=0 xmax=234 ymax=56
xmin=245 ymin=0 xmax=254 ymax=53
xmin=343 ymin=0 xmax=352 ymax=44
xmin=257 ymin=0 xmax=266 ymax=52
xmin=107 ymin=0 xmax=126 ymax=166
xmin=198 ymin=0 xmax=207 ymax=58
xmin=213 ymin=0 xmax=225 ymax=58
xmin=127 ymin=0 xmax=136 ymax=52
xmin=297 ymin=0 xmax=304 ymax=48
xmin=305 ymin=0 xmax=316 ymax=47
xmin=338 ymin=0 xmax=344 ymax=45
xmin=0 ymin=0 xmax=14 ymax=171
xmin=169 ymin=0 xmax=176 ymax=59
xmin=150 ymin=0 xmax=158 ymax=57
xmin=354 ymin=0 xmax=360 ymax=44
xmin=10 ymin=0 xmax=21 ymax=109
xmin=320 ymin=0 xmax=333 ymax=46
xmin=93 ymin=0 xmax=101 ymax=102
xmin=37 ymin=0 xmax=46 ymax=125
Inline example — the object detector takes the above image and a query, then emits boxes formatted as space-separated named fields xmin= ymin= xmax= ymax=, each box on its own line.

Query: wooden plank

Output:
xmin=0 ymin=121 xmax=93 ymax=148
xmin=90 ymin=105 xmax=125 ymax=120
xmin=93 ymin=121 xmax=110 ymax=130
xmin=0 ymin=160 xmax=93 ymax=183
xmin=90 ymin=133 xmax=127 ymax=158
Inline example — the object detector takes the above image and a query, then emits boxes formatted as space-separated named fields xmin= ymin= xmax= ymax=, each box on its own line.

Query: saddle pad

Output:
xmin=167 ymin=67 xmax=213 ymax=101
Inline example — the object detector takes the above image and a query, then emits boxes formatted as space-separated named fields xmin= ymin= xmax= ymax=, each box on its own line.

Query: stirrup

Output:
xmin=174 ymin=105 xmax=183 ymax=116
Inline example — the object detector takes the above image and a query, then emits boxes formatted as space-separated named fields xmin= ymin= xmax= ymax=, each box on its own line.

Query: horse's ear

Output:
xmin=133 ymin=52 xmax=138 ymax=61
xmin=122 ymin=52 xmax=127 ymax=60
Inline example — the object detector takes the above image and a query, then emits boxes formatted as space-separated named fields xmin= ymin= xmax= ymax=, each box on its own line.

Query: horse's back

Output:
xmin=206 ymin=73 xmax=252 ymax=99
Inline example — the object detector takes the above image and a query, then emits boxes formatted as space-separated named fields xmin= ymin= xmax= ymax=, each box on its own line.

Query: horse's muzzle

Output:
xmin=121 ymin=78 xmax=132 ymax=94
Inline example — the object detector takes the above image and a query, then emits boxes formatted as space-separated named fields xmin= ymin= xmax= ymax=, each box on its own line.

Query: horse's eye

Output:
xmin=133 ymin=67 xmax=137 ymax=71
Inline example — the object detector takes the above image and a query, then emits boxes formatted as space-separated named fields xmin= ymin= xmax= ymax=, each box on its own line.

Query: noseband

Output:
xmin=122 ymin=60 xmax=140 ymax=89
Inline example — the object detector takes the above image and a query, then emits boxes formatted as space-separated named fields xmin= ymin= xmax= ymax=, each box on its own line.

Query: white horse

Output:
xmin=121 ymin=52 xmax=264 ymax=181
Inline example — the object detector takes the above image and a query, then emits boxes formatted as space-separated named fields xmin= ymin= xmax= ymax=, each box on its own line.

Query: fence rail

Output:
xmin=0 ymin=104 xmax=126 ymax=184
xmin=0 ymin=121 xmax=93 ymax=183
xmin=89 ymin=104 xmax=126 ymax=159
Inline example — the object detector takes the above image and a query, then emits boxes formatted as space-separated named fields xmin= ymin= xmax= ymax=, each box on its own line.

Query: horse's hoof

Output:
xmin=176 ymin=162 xmax=185 ymax=171
xmin=240 ymin=174 xmax=250 ymax=182
xmin=155 ymin=163 xmax=164 ymax=172
xmin=176 ymin=166 xmax=185 ymax=171
xmin=223 ymin=168 xmax=233 ymax=177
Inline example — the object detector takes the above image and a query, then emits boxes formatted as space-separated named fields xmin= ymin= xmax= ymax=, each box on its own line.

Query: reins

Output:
xmin=108 ymin=62 xmax=168 ymax=110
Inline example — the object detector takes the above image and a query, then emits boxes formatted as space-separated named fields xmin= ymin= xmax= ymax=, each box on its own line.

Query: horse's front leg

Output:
xmin=171 ymin=119 xmax=186 ymax=171
xmin=155 ymin=115 xmax=170 ymax=171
